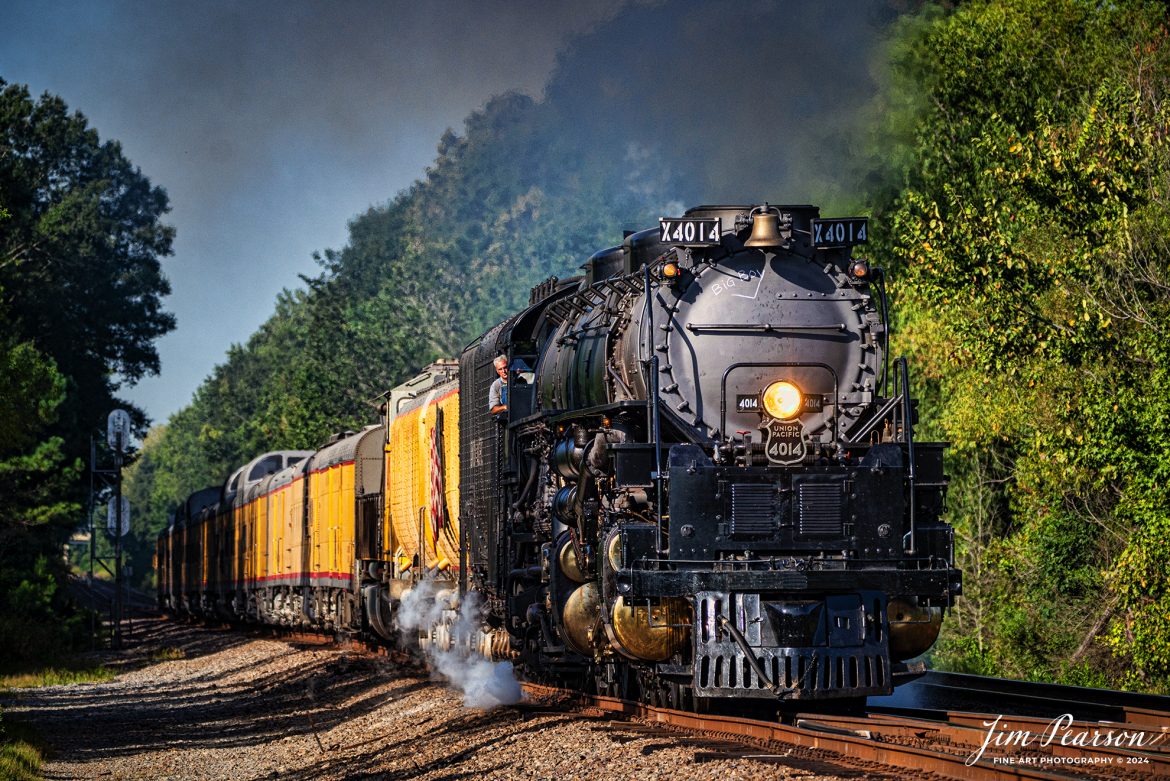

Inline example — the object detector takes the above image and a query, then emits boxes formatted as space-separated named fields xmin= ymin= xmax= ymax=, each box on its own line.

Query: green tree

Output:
xmin=1 ymin=79 xmax=174 ymax=438
xmin=0 ymin=81 xmax=175 ymax=662
xmin=872 ymin=0 xmax=1170 ymax=690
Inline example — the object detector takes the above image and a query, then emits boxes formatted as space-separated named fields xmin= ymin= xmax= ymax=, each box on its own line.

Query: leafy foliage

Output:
xmin=0 ymin=80 xmax=174 ymax=662
xmin=874 ymin=0 xmax=1170 ymax=690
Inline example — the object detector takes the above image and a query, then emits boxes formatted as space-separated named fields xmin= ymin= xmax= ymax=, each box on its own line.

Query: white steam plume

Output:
xmin=394 ymin=578 xmax=446 ymax=638
xmin=395 ymin=580 xmax=523 ymax=709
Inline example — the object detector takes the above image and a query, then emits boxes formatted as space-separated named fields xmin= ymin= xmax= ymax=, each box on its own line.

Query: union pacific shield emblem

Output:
xmin=763 ymin=420 xmax=805 ymax=465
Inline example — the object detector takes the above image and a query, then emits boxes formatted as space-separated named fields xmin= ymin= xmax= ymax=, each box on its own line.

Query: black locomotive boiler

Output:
xmin=458 ymin=203 xmax=961 ymax=706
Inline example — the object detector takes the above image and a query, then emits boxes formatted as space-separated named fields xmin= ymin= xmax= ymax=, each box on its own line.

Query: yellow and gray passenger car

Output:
xmin=158 ymin=361 xmax=461 ymax=638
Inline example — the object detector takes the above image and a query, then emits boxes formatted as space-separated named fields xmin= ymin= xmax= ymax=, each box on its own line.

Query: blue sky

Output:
xmin=1 ymin=0 xmax=624 ymax=425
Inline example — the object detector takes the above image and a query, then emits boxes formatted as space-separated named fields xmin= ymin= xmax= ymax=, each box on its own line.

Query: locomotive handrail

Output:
xmin=643 ymin=263 xmax=665 ymax=554
xmin=842 ymin=395 xmax=902 ymax=444
xmin=870 ymin=267 xmax=890 ymax=396
xmin=686 ymin=322 xmax=847 ymax=333
xmin=547 ymin=273 xmax=643 ymax=326
xmin=718 ymin=362 xmax=839 ymax=448
xmin=897 ymin=356 xmax=918 ymax=555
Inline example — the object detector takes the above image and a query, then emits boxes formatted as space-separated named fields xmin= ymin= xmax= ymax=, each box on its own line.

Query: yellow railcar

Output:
xmin=265 ymin=464 xmax=300 ymax=581
xmin=242 ymin=493 xmax=256 ymax=596
xmin=246 ymin=453 xmax=318 ymax=626
xmin=225 ymin=452 xmax=312 ymax=620
xmin=284 ymin=462 xmax=310 ymax=582
xmin=386 ymin=379 xmax=461 ymax=575
xmin=303 ymin=427 xmax=381 ymax=628
xmin=156 ymin=364 xmax=460 ymax=638
xmin=254 ymin=472 xmax=279 ymax=584
xmin=255 ymin=458 xmax=311 ymax=625
xmin=174 ymin=485 xmax=220 ymax=614
xmin=307 ymin=443 xmax=353 ymax=584
xmin=173 ymin=513 xmax=186 ymax=609
xmin=225 ymin=457 xmax=308 ymax=625
xmin=198 ymin=507 xmax=213 ymax=612
xmin=222 ymin=464 xmax=246 ymax=615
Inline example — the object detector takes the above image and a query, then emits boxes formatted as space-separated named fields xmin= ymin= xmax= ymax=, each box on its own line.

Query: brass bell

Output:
xmin=745 ymin=203 xmax=783 ymax=248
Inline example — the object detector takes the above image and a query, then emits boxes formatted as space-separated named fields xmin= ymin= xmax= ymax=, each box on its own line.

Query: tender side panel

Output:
xmin=388 ymin=387 xmax=460 ymax=571
xmin=458 ymin=322 xmax=510 ymax=594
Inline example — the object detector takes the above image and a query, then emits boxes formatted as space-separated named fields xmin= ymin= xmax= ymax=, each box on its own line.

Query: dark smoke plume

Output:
xmin=543 ymin=0 xmax=900 ymax=210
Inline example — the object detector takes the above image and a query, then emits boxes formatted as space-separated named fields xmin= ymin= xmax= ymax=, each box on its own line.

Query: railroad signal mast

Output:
xmin=90 ymin=409 xmax=132 ymax=648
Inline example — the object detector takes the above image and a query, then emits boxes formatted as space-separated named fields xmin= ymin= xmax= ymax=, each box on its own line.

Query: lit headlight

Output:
xmin=762 ymin=380 xmax=802 ymax=419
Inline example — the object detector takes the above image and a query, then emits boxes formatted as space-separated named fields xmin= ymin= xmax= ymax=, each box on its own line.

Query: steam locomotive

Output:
xmin=157 ymin=203 xmax=961 ymax=708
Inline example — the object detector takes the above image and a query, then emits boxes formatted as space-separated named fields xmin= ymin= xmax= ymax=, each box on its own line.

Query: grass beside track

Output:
xmin=0 ymin=713 xmax=43 ymax=781
xmin=0 ymin=665 xmax=114 ymax=693
xmin=0 ymin=663 xmax=115 ymax=781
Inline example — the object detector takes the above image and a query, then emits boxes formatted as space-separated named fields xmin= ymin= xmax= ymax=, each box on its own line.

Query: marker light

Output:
xmin=762 ymin=380 xmax=803 ymax=419
xmin=662 ymin=261 xmax=680 ymax=279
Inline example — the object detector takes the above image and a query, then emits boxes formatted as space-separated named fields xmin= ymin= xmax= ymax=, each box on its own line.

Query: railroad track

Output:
xmin=68 ymin=575 xmax=158 ymax=613
xmin=874 ymin=671 xmax=1170 ymax=728
xmin=129 ymin=617 xmax=1170 ymax=778
xmin=521 ymin=682 xmax=1170 ymax=779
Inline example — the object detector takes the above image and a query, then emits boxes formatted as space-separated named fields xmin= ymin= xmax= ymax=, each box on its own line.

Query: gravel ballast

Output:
xmin=3 ymin=616 xmax=857 ymax=780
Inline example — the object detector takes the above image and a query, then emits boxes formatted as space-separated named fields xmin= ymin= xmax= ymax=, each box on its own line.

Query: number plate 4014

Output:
xmin=659 ymin=218 xmax=722 ymax=246
xmin=811 ymin=217 xmax=868 ymax=248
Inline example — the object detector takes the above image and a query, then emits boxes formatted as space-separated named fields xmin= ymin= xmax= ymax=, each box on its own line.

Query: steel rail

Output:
xmin=923 ymin=671 xmax=1170 ymax=718
xmin=519 ymin=682 xmax=1104 ymax=779
xmin=795 ymin=710 xmax=1170 ymax=773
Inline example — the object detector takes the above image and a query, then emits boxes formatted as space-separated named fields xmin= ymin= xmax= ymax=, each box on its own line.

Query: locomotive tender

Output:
xmin=158 ymin=204 xmax=961 ymax=707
